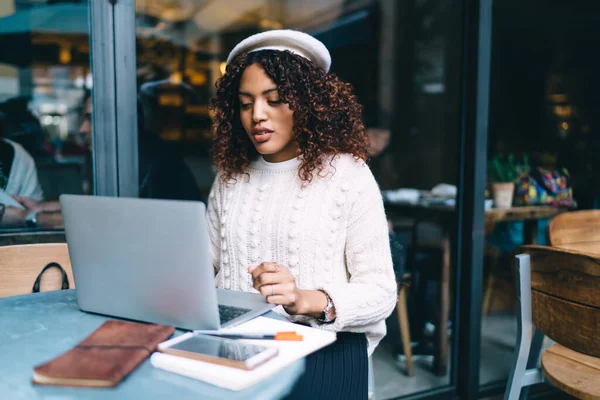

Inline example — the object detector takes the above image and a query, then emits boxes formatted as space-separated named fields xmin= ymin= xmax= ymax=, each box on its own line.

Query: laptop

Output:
xmin=59 ymin=194 xmax=275 ymax=330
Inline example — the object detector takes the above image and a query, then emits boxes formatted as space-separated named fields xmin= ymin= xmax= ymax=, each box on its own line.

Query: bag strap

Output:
xmin=32 ymin=262 xmax=70 ymax=293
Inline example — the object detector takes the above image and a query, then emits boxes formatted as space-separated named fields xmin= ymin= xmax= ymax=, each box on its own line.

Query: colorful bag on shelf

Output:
xmin=513 ymin=167 xmax=576 ymax=208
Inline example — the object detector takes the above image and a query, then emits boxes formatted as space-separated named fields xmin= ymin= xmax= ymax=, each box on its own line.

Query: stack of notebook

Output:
xmin=151 ymin=316 xmax=336 ymax=391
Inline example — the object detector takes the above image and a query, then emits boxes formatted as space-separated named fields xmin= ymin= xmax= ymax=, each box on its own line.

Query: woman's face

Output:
xmin=238 ymin=63 xmax=297 ymax=163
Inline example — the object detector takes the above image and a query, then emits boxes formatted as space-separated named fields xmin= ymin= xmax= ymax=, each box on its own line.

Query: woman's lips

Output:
xmin=253 ymin=130 xmax=273 ymax=143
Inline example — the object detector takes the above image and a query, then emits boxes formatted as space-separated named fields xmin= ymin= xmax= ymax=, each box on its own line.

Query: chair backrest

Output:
xmin=519 ymin=245 xmax=600 ymax=357
xmin=548 ymin=210 xmax=600 ymax=245
xmin=0 ymin=243 xmax=74 ymax=299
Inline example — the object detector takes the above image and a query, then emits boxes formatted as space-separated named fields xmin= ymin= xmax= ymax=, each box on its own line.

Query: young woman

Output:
xmin=208 ymin=30 xmax=397 ymax=399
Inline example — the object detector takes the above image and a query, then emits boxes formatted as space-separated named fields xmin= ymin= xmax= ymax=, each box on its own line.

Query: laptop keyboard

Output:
xmin=218 ymin=304 xmax=252 ymax=325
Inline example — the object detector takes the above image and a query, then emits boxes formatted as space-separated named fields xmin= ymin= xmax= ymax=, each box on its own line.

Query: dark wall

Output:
xmin=489 ymin=1 xmax=600 ymax=208
xmin=387 ymin=0 xmax=464 ymax=190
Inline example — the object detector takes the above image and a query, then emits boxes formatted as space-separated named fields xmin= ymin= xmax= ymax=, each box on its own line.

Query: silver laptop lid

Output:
xmin=60 ymin=195 xmax=220 ymax=330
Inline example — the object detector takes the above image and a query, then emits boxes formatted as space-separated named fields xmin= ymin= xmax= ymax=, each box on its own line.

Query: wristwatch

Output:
xmin=0 ymin=203 xmax=5 ymax=222
xmin=319 ymin=290 xmax=336 ymax=323
xmin=25 ymin=210 xmax=39 ymax=227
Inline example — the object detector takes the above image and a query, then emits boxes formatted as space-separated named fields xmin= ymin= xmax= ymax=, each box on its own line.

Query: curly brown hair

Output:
xmin=210 ymin=49 xmax=368 ymax=183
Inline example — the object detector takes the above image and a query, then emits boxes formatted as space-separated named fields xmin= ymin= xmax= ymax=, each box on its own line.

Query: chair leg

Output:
xmin=519 ymin=329 xmax=545 ymax=400
xmin=368 ymin=356 xmax=376 ymax=400
xmin=505 ymin=254 xmax=534 ymax=400
xmin=434 ymin=235 xmax=450 ymax=376
xmin=397 ymin=283 xmax=415 ymax=376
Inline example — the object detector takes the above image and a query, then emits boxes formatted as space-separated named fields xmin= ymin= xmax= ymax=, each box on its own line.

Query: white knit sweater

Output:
xmin=207 ymin=153 xmax=397 ymax=355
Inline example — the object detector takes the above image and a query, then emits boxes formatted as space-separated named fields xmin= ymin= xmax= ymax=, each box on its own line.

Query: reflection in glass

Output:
xmin=0 ymin=0 xmax=91 ymax=231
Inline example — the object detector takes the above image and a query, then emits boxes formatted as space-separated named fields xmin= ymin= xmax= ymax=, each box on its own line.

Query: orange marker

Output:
xmin=203 ymin=331 xmax=304 ymax=341
xmin=273 ymin=332 xmax=303 ymax=341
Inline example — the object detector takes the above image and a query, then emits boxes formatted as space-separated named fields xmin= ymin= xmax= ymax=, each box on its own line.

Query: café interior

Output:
xmin=0 ymin=0 xmax=598 ymax=399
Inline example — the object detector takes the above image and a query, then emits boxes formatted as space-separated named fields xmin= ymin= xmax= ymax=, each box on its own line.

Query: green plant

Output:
xmin=488 ymin=153 xmax=529 ymax=183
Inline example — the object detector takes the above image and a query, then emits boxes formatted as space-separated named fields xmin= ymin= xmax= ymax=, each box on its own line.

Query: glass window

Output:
xmin=0 ymin=0 xmax=92 ymax=233
xmin=378 ymin=1 xmax=463 ymax=397
xmin=481 ymin=0 xmax=600 ymax=387
xmin=133 ymin=1 xmax=464 ymax=398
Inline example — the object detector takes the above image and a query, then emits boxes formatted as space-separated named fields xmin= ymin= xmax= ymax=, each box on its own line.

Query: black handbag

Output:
xmin=32 ymin=262 xmax=70 ymax=293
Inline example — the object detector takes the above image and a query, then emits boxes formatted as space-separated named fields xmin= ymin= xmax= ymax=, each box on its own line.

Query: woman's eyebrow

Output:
xmin=238 ymin=88 xmax=279 ymax=97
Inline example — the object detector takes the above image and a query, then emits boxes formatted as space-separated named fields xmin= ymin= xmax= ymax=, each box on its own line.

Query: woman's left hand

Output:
xmin=248 ymin=262 xmax=305 ymax=315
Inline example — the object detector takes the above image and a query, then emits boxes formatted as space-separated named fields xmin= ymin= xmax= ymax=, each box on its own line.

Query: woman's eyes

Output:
xmin=239 ymin=100 xmax=283 ymax=109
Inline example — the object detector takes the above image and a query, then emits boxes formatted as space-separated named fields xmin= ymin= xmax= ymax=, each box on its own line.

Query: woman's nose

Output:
xmin=252 ymin=101 xmax=267 ymax=123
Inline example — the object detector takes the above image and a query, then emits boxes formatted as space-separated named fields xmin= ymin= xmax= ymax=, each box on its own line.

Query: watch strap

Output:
xmin=318 ymin=290 xmax=335 ymax=323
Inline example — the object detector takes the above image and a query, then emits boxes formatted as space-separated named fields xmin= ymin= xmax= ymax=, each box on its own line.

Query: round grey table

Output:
xmin=0 ymin=290 xmax=305 ymax=399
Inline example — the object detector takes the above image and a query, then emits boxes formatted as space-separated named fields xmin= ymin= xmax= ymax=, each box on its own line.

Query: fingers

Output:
xmin=256 ymin=281 xmax=295 ymax=297
xmin=252 ymin=272 xmax=292 ymax=292
xmin=258 ymin=283 xmax=280 ymax=297
xmin=248 ymin=263 xmax=296 ymax=306
xmin=265 ymin=295 xmax=288 ymax=305
xmin=248 ymin=262 xmax=283 ymax=279
xmin=12 ymin=196 xmax=40 ymax=211
xmin=264 ymin=288 xmax=299 ymax=307
xmin=13 ymin=195 xmax=27 ymax=203
xmin=12 ymin=195 xmax=24 ymax=206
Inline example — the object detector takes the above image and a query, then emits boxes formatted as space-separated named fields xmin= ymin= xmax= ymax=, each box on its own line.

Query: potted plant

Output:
xmin=488 ymin=153 xmax=529 ymax=208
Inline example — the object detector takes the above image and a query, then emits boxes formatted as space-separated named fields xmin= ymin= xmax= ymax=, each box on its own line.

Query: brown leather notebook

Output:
xmin=32 ymin=320 xmax=175 ymax=388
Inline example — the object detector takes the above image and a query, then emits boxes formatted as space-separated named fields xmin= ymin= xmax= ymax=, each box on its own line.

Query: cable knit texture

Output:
xmin=207 ymin=153 xmax=397 ymax=355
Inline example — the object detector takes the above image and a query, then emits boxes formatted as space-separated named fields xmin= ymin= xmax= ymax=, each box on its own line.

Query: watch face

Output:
xmin=25 ymin=211 xmax=38 ymax=227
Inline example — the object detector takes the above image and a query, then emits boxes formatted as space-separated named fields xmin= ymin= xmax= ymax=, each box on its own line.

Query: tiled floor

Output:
xmin=371 ymin=313 xmax=552 ymax=399
xmin=372 ymin=336 xmax=448 ymax=399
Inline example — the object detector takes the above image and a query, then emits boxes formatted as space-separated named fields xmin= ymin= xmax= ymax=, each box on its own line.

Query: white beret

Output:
xmin=226 ymin=29 xmax=331 ymax=73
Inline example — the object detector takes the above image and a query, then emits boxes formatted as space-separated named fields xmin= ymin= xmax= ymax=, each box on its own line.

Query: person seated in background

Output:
xmin=0 ymin=111 xmax=44 ymax=202
xmin=78 ymin=83 xmax=204 ymax=201
xmin=0 ymin=96 xmax=46 ymax=158
xmin=137 ymin=80 xmax=205 ymax=202
xmin=0 ymin=195 xmax=62 ymax=228
xmin=365 ymin=111 xmax=400 ymax=191
xmin=0 ymin=112 xmax=62 ymax=228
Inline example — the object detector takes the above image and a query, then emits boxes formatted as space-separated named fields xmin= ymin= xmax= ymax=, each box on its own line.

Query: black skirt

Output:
xmin=284 ymin=332 xmax=368 ymax=400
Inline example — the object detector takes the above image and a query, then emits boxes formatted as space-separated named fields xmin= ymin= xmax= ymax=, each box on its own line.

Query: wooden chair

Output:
xmin=397 ymin=277 xmax=415 ymax=376
xmin=0 ymin=243 xmax=74 ymax=299
xmin=407 ymin=223 xmax=450 ymax=376
xmin=505 ymin=245 xmax=600 ymax=400
xmin=548 ymin=210 xmax=600 ymax=246
xmin=388 ymin=214 xmax=451 ymax=376
xmin=368 ymin=284 xmax=413 ymax=398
